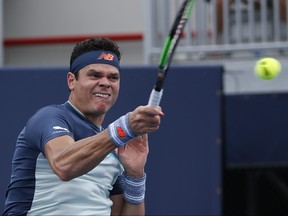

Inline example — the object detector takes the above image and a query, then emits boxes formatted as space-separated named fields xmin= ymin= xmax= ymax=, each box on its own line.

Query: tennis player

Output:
xmin=3 ymin=37 xmax=164 ymax=216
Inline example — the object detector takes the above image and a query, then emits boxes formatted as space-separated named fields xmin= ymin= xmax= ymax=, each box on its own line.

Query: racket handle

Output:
xmin=148 ymin=88 xmax=163 ymax=106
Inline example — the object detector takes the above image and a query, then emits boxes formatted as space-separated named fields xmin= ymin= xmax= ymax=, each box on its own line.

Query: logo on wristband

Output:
xmin=117 ymin=127 xmax=126 ymax=138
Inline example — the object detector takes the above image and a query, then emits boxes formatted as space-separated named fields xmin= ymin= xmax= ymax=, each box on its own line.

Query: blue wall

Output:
xmin=0 ymin=65 xmax=223 ymax=215
xmin=225 ymin=93 xmax=288 ymax=167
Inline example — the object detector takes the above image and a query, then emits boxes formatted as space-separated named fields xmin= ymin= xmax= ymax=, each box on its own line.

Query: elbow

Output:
xmin=57 ymin=172 xmax=73 ymax=182
xmin=52 ymin=161 xmax=75 ymax=181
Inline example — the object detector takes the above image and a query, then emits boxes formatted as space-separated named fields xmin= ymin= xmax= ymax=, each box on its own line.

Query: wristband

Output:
xmin=108 ymin=113 xmax=136 ymax=147
xmin=124 ymin=173 xmax=146 ymax=205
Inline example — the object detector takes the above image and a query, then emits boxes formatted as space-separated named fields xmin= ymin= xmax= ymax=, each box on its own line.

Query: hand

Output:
xmin=129 ymin=105 xmax=164 ymax=136
xmin=118 ymin=134 xmax=149 ymax=178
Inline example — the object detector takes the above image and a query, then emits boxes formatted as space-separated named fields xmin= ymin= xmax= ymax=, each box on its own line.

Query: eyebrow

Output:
xmin=87 ymin=69 xmax=120 ymax=77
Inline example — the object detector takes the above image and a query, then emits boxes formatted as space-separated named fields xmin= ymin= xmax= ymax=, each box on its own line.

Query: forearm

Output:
xmin=121 ymin=202 xmax=145 ymax=216
xmin=47 ymin=129 xmax=115 ymax=181
xmin=120 ymin=173 xmax=146 ymax=215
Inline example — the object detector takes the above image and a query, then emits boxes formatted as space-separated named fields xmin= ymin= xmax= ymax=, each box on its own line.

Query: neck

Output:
xmin=67 ymin=100 xmax=104 ymax=128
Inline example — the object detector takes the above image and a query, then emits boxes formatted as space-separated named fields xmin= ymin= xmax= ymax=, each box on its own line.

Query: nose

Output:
xmin=98 ymin=76 xmax=111 ymax=88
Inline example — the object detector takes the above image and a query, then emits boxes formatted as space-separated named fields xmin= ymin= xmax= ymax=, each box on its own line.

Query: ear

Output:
xmin=67 ymin=72 xmax=76 ymax=91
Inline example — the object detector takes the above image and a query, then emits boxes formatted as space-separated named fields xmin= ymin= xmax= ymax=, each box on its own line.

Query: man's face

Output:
xmin=68 ymin=63 xmax=120 ymax=121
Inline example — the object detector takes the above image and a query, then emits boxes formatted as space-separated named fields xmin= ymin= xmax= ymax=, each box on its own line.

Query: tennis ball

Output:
xmin=254 ymin=57 xmax=281 ymax=80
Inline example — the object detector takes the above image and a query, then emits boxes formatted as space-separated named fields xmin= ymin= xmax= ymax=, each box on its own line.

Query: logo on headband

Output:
xmin=97 ymin=52 xmax=114 ymax=61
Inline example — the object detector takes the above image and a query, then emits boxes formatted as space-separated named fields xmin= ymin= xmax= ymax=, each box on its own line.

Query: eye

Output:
xmin=108 ymin=75 xmax=120 ymax=82
xmin=90 ymin=72 xmax=102 ymax=79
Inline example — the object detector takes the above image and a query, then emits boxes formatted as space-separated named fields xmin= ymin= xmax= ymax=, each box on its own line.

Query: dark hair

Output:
xmin=69 ymin=37 xmax=122 ymax=77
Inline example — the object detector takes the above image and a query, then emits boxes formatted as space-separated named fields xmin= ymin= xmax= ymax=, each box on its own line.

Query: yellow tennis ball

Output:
xmin=254 ymin=57 xmax=281 ymax=80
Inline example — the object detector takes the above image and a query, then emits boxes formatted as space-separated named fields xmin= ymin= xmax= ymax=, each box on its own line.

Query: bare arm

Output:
xmin=110 ymin=135 xmax=149 ymax=216
xmin=110 ymin=194 xmax=145 ymax=216
xmin=45 ymin=129 xmax=115 ymax=181
xmin=45 ymin=105 xmax=163 ymax=181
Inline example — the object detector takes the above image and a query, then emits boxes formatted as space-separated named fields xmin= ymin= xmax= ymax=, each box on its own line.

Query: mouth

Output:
xmin=93 ymin=92 xmax=111 ymax=98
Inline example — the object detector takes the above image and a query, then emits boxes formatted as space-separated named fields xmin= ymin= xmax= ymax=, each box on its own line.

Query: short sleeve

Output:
xmin=25 ymin=106 xmax=74 ymax=154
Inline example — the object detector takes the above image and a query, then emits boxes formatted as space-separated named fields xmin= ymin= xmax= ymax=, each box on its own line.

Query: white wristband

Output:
xmin=108 ymin=113 xmax=136 ymax=147
xmin=124 ymin=173 xmax=146 ymax=205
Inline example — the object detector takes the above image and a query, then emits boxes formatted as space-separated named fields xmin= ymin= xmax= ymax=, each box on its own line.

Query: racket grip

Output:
xmin=148 ymin=88 xmax=163 ymax=106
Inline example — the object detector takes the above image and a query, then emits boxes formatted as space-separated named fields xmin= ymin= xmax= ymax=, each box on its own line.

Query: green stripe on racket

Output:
xmin=148 ymin=0 xmax=195 ymax=106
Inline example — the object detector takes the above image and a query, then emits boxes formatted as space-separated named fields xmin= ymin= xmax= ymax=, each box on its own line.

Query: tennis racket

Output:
xmin=148 ymin=0 xmax=195 ymax=106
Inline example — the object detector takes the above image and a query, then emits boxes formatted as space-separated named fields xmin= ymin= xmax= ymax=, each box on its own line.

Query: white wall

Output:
xmin=4 ymin=41 xmax=143 ymax=67
xmin=4 ymin=0 xmax=143 ymax=37
xmin=3 ymin=0 xmax=144 ymax=66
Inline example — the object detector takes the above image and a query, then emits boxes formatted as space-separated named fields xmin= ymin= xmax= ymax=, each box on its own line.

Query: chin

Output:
xmin=94 ymin=105 xmax=110 ymax=114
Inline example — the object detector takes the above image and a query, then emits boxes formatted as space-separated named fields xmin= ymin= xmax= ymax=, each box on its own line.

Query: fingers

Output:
xmin=144 ymin=106 xmax=164 ymax=117
xmin=125 ymin=134 xmax=149 ymax=149
xmin=129 ymin=106 xmax=164 ymax=136
xmin=135 ymin=134 xmax=149 ymax=148
xmin=141 ymin=134 xmax=148 ymax=144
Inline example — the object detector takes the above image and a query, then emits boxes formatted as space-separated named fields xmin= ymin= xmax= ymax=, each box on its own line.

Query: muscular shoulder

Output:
xmin=26 ymin=104 xmax=71 ymax=134
xmin=32 ymin=104 xmax=69 ymax=119
xmin=21 ymin=104 xmax=75 ymax=152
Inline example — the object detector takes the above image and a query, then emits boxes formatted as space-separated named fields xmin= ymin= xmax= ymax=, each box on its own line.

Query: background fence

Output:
xmin=144 ymin=0 xmax=288 ymax=63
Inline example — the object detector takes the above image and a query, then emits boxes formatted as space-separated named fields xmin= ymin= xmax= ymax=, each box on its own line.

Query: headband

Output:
xmin=70 ymin=50 xmax=120 ymax=73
